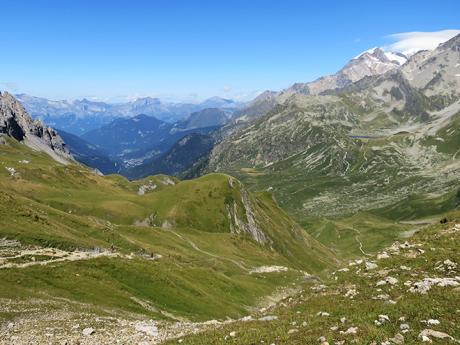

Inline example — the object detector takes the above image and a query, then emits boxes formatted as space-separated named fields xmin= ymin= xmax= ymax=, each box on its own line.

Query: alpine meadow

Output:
xmin=1 ymin=1 xmax=460 ymax=344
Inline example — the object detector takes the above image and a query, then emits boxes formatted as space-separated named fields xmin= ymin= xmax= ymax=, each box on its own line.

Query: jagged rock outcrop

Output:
xmin=226 ymin=185 xmax=271 ymax=245
xmin=0 ymin=91 xmax=72 ymax=164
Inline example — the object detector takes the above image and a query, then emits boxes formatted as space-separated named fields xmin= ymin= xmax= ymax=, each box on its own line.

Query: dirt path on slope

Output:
xmin=0 ymin=247 xmax=122 ymax=269
xmin=169 ymin=230 xmax=250 ymax=271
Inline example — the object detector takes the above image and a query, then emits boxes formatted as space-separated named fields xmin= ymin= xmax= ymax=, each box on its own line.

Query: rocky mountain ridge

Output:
xmin=232 ymin=48 xmax=411 ymax=123
xmin=283 ymin=47 xmax=408 ymax=97
xmin=0 ymin=92 xmax=72 ymax=164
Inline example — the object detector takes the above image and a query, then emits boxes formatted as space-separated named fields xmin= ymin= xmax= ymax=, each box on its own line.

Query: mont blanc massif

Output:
xmin=1 ymin=26 xmax=460 ymax=345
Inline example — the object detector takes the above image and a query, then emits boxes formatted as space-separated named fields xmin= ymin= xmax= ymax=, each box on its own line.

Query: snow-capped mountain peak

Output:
xmin=353 ymin=47 xmax=379 ymax=59
xmin=382 ymin=51 xmax=408 ymax=65
xmin=353 ymin=47 xmax=408 ymax=66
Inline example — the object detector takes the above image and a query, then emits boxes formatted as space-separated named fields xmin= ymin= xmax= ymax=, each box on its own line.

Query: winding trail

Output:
xmin=0 ymin=248 xmax=121 ymax=269
xmin=354 ymin=235 xmax=371 ymax=256
xmin=170 ymin=230 xmax=250 ymax=271
xmin=453 ymin=148 xmax=460 ymax=160
xmin=338 ymin=224 xmax=372 ymax=256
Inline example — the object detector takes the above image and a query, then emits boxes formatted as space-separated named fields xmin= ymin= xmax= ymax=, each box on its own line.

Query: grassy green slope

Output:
xmin=225 ymin=130 xmax=460 ymax=258
xmin=165 ymin=210 xmax=460 ymax=344
xmin=0 ymin=137 xmax=335 ymax=322
xmin=423 ymin=111 xmax=460 ymax=156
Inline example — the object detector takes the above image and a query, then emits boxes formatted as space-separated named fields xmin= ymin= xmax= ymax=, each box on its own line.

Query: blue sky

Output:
xmin=0 ymin=0 xmax=459 ymax=102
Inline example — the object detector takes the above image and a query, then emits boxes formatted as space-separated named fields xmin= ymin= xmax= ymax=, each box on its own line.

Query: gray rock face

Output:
xmin=282 ymin=48 xmax=407 ymax=97
xmin=0 ymin=91 xmax=72 ymax=163
xmin=226 ymin=187 xmax=271 ymax=245
xmin=232 ymin=90 xmax=279 ymax=122
xmin=181 ymin=108 xmax=229 ymax=130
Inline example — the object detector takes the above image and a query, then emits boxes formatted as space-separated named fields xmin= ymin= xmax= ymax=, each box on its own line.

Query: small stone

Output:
xmin=443 ymin=259 xmax=456 ymax=269
xmin=318 ymin=336 xmax=327 ymax=342
xmin=365 ymin=262 xmax=378 ymax=270
xmin=386 ymin=277 xmax=398 ymax=285
xmin=378 ymin=314 xmax=390 ymax=322
xmin=344 ymin=289 xmax=358 ymax=298
xmin=420 ymin=335 xmax=432 ymax=343
xmin=389 ymin=333 xmax=404 ymax=344
xmin=419 ymin=329 xmax=453 ymax=341
xmin=340 ymin=326 xmax=358 ymax=335
xmin=258 ymin=315 xmax=278 ymax=321
xmin=82 ymin=327 xmax=95 ymax=336
xmin=377 ymin=252 xmax=390 ymax=259
xmin=400 ymin=323 xmax=410 ymax=332
xmin=316 ymin=311 xmax=330 ymax=317
xmin=426 ymin=319 xmax=440 ymax=325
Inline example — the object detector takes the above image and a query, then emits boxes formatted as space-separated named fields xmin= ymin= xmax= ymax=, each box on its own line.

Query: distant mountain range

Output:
xmin=14 ymin=94 xmax=243 ymax=178
xmin=79 ymin=113 xmax=220 ymax=169
xmin=16 ymin=94 xmax=244 ymax=135
xmin=8 ymin=36 xmax=460 ymax=188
